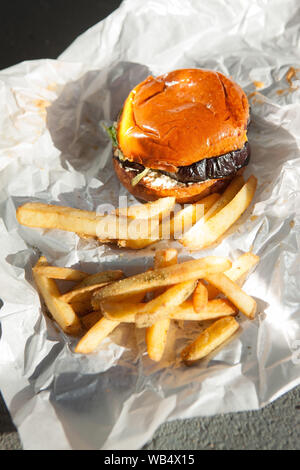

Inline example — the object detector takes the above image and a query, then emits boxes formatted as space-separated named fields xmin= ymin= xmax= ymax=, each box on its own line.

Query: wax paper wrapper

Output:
xmin=1 ymin=0 xmax=300 ymax=450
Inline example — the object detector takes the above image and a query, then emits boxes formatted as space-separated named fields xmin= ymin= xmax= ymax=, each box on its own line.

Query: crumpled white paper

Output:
xmin=1 ymin=0 xmax=300 ymax=450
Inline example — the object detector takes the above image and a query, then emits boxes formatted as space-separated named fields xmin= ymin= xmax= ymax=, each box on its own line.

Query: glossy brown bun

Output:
xmin=114 ymin=159 xmax=246 ymax=204
xmin=117 ymin=68 xmax=249 ymax=173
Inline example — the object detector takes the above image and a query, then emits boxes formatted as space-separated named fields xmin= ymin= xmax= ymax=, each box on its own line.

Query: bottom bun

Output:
xmin=113 ymin=159 xmax=245 ymax=204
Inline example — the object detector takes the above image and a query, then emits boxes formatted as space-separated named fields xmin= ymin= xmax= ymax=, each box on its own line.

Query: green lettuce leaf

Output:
xmin=103 ymin=123 xmax=118 ymax=147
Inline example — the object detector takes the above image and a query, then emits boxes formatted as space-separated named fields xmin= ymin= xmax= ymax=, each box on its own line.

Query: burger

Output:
xmin=107 ymin=68 xmax=250 ymax=204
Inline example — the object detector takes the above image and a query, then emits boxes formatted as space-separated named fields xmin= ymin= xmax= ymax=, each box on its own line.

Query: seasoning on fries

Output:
xmin=31 ymin=250 xmax=260 ymax=363
xmin=59 ymin=270 xmax=124 ymax=303
xmin=92 ymin=256 xmax=232 ymax=307
xmin=135 ymin=279 xmax=197 ymax=329
xmin=101 ymin=298 xmax=237 ymax=323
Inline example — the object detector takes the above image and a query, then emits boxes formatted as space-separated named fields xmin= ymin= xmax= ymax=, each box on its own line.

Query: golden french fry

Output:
xmin=118 ymin=195 xmax=219 ymax=246
xmin=33 ymin=265 xmax=89 ymax=282
xmin=203 ymin=175 xmax=245 ymax=221
xmin=92 ymin=256 xmax=232 ymax=307
xmin=75 ymin=317 xmax=120 ymax=354
xmin=224 ymin=252 xmax=260 ymax=287
xmin=146 ymin=249 xmax=178 ymax=362
xmin=119 ymin=195 xmax=220 ymax=245
xmin=102 ymin=298 xmax=237 ymax=323
xmin=154 ymin=249 xmax=178 ymax=269
xmin=112 ymin=214 xmax=162 ymax=240
xmin=135 ymin=280 xmax=197 ymax=328
xmin=116 ymin=197 xmax=176 ymax=220
xmin=33 ymin=257 xmax=82 ymax=336
xmin=110 ymin=291 xmax=147 ymax=304
xmin=17 ymin=203 xmax=160 ymax=242
xmin=180 ymin=175 xmax=257 ymax=250
xmin=192 ymin=280 xmax=208 ymax=313
xmin=75 ymin=270 xmax=124 ymax=289
xmin=146 ymin=318 xmax=170 ymax=361
xmin=204 ymin=272 xmax=257 ymax=319
xmin=170 ymin=299 xmax=237 ymax=321
xmin=117 ymin=210 xmax=165 ymax=245
xmin=206 ymin=252 xmax=260 ymax=299
xmin=101 ymin=301 xmax=141 ymax=323
xmin=151 ymin=248 xmax=179 ymax=298
xmin=60 ymin=270 xmax=124 ymax=304
xmin=181 ymin=316 xmax=240 ymax=363
xmin=81 ymin=311 xmax=102 ymax=330
xmin=167 ymin=193 xmax=220 ymax=239
xmin=101 ymin=273 xmax=196 ymax=329
xmin=17 ymin=203 xmax=105 ymax=237
xmin=170 ymin=176 xmax=242 ymax=244
xmin=59 ymin=282 xmax=110 ymax=304
xmin=206 ymin=283 xmax=222 ymax=300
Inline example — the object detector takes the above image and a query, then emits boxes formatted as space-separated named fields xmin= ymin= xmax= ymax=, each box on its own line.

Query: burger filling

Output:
xmin=106 ymin=123 xmax=250 ymax=187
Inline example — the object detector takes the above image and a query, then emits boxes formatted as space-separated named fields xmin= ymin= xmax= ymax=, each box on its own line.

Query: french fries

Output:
xmin=180 ymin=175 xmax=258 ymax=250
xmin=22 ymin=156 xmax=260 ymax=364
xmin=16 ymin=175 xmax=257 ymax=251
xmin=92 ymin=257 xmax=232 ymax=307
xmin=32 ymin=265 xmax=89 ymax=282
xmin=102 ymin=280 xmax=197 ymax=328
xmin=100 ymin=300 xmax=141 ymax=323
xmin=202 ymin=175 xmax=245 ymax=221
xmin=16 ymin=202 xmax=160 ymax=244
xmin=17 ymin=203 xmax=105 ymax=237
xmin=59 ymin=270 xmax=124 ymax=303
xmin=204 ymin=272 xmax=257 ymax=319
xmin=31 ymin=249 xmax=259 ymax=363
xmin=206 ymin=252 xmax=260 ymax=299
xmin=192 ymin=280 xmax=208 ymax=313
xmin=224 ymin=252 xmax=260 ymax=286
xmin=135 ymin=280 xmax=197 ymax=328
xmin=164 ymin=193 xmax=220 ymax=239
xmin=166 ymin=177 xmax=243 ymax=243
xmin=116 ymin=196 xmax=175 ymax=220
xmin=118 ymin=194 xmax=219 ymax=246
xmin=170 ymin=299 xmax=237 ymax=321
xmin=146 ymin=318 xmax=170 ymax=362
xmin=181 ymin=317 xmax=240 ymax=364
xmin=59 ymin=281 xmax=110 ymax=304
xmin=74 ymin=270 xmax=124 ymax=289
xmin=33 ymin=249 xmax=259 ymax=365
xmin=146 ymin=249 xmax=178 ymax=362
xmin=102 ymin=298 xmax=237 ymax=323
xmin=153 ymin=248 xmax=178 ymax=270
xmin=75 ymin=317 xmax=120 ymax=354
xmin=33 ymin=257 xmax=82 ymax=336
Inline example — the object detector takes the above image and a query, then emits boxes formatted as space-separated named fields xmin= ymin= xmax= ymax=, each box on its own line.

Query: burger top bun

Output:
xmin=117 ymin=69 xmax=250 ymax=173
